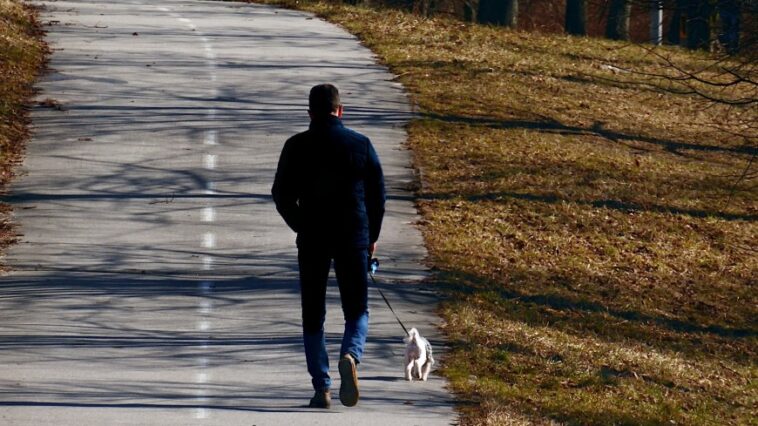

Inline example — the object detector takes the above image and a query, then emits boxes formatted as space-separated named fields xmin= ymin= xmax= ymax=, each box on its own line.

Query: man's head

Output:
xmin=309 ymin=83 xmax=343 ymax=120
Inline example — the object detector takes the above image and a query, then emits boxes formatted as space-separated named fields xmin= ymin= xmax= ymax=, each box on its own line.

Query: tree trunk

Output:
xmin=651 ymin=0 xmax=663 ymax=45
xmin=717 ymin=0 xmax=741 ymax=54
xmin=464 ymin=0 xmax=474 ymax=22
xmin=686 ymin=0 xmax=711 ymax=50
xmin=667 ymin=0 xmax=686 ymax=45
xmin=565 ymin=0 xmax=586 ymax=35
xmin=505 ymin=0 xmax=517 ymax=28
xmin=477 ymin=0 xmax=518 ymax=28
xmin=606 ymin=0 xmax=632 ymax=40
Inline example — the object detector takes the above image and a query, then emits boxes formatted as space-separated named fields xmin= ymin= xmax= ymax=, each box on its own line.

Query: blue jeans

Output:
xmin=298 ymin=247 xmax=369 ymax=392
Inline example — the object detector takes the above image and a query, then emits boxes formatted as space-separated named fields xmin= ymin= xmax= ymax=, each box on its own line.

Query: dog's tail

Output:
xmin=404 ymin=327 xmax=419 ymax=344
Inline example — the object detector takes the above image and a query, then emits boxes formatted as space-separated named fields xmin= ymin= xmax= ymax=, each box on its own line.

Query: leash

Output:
xmin=368 ymin=257 xmax=410 ymax=336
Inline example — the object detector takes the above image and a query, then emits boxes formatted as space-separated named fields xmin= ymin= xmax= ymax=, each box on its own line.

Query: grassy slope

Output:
xmin=257 ymin=3 xmax=758 ymax=425
xmin=0 ymin=0 xmax=46 ymax=252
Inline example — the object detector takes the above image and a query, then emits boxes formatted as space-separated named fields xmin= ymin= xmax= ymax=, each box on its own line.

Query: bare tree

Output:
xmin=478 ymin=0 xmax=518 ymax=27
xmin=606 ymin=0 xmax=632 ymax=40
xmin=667 ymin=0 xmax=686 ymax=45
xmin=716 ymin=0 xmax=742 ymax=53
xmin=686 ymin=0 xmax=712 ymax=49
xmin=565 ymin=0 xmax=587 ymax=35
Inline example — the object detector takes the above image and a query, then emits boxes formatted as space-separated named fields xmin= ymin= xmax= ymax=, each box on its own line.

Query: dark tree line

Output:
xmin=339 ymin=0 xmax=752 ymax=54
xmin=471 ymin=0 xmax=752 ymax=53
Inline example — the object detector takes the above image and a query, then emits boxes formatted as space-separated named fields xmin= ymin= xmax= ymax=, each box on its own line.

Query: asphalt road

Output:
xmin=0 ymin=1 xmax=456 ymax=424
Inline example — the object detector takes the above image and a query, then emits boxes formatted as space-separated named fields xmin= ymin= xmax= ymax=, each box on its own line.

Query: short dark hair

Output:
xmin=309 ymin=84 xmax=340 ymax=117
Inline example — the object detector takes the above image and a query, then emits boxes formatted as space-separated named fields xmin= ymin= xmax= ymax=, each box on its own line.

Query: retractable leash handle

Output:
xmin=368 ymin=256 xmax=410 ymax=336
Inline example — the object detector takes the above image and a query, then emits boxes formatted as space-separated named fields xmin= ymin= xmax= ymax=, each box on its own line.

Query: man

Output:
xmin=271 ymin=84 xmax=386 ymax=409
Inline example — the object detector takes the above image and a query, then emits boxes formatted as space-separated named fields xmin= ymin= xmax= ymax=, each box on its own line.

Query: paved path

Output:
xmin=0 ymin=1 xmax=455 ymax=424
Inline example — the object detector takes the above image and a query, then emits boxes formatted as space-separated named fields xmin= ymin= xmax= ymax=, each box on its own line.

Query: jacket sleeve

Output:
xmin=271 ymin=139 xmax=301 ymax=233
xmin=365 ymin=140 xmax=386 ymax=244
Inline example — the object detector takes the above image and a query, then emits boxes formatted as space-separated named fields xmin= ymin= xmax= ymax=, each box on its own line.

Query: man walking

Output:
xmin=272 ymin=84 xmax=386 ymax=408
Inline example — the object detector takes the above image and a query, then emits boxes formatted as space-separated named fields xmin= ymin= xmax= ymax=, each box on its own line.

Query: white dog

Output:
xmin=404 ymin=328 xmax=434 ymax=381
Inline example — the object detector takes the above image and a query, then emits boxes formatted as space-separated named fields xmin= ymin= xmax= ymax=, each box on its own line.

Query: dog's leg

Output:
xmin=421 ymin=360 xmax=432 ymax=381
xmin=413 ymin=360 xmax=423 ymax=379
xmin=405 ymin=360 xmax=413 ymax=381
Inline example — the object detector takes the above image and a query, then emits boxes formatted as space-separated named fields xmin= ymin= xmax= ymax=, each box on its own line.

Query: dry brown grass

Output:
xmin=0 ymin=0 xmax=46 ymax=253
xmin=247 ymin=2 xmax=758 ymax=424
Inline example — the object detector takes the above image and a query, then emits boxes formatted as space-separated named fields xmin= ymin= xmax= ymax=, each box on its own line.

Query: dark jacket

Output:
xmin=272 ymin=116 xmax=385 ymax=249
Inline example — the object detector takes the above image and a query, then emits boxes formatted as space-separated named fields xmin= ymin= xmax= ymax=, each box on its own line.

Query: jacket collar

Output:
xmin=309 ymin=115 xmax=344 ymax=130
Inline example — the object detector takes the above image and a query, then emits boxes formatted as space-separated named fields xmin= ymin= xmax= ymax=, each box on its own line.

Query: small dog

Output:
xmin=403 ymin=328 xmax=434 ymax=381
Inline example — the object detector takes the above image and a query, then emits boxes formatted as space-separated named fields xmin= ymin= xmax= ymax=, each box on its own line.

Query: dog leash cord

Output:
xmin=369 ymin=272 xmax=410 ymax=336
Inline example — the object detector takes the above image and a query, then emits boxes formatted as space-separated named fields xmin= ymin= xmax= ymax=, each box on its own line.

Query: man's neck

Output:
xmin=311 ymin=114 xmax=341 ymax=124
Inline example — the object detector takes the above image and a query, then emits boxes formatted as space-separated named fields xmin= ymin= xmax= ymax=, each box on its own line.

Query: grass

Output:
xmin=253 ymin=2 xmax=758 ymax=424
xmin=0 ymin=0 xmax=46 ymax=253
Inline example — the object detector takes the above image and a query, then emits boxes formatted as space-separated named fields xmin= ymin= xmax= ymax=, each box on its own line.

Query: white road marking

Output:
xmin=203 ymin=154 xmax=216 ymax=170
xmin=202 ymin=256 xmax=213 ymax=271
xmin=205 ymin=130 xmax=217 ymax=146
xmin=196 ymin=372 xmax=210 ymax=384
xmin=154 ymin=8 xmax=217 ymax=422
xmin=199 ymin=300 xmax=213 ymax=314
xmin=202 ymin=232 xmax=216 ymax=249
xmin=203 ymin=46 xmax=216 ymax=60
xmin=194 ymin=408 xmax=209 ymax=420
xmin=202 ymin=206 xmax=215 ymax=222
xmin=193 ymin=394 xmax=210 ymax=419
xmin=204 ymin=181 xmax=216 ymax=195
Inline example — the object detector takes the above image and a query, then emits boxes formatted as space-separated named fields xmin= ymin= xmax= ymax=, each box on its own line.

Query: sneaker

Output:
xmin=308 ymin=390 xmax=331 ymax=409
xmin=338 ymin=353 xmax=359 ymax=407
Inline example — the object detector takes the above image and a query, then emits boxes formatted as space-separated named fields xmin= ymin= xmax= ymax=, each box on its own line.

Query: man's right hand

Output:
xmin=368 ymin=242 xmax=377 ymax=256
